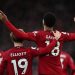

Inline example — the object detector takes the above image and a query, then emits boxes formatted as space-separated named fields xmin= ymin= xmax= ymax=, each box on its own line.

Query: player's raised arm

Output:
xmin=0 ymin=10 xmax=36 ymax=41
xmin=67 ymin=54 xmax=75 ymax=75
xmin=60 ymin=32 xmax=75 ymax=41
xmin=57 ymin=17 xmax=75 ymax=41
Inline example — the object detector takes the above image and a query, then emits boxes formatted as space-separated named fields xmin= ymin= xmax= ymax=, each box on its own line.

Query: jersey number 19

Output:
xmin=11 ymin=58 xmax=28 ymax=75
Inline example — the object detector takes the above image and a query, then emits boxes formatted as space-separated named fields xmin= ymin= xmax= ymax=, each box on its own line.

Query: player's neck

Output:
xmin=14 ymin=42 xmax=23 ymax=47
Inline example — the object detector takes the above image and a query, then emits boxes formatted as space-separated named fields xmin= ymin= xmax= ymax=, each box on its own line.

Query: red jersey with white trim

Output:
xmin=60 ymin=51 xmax=75 ymax=75
xmin=4 ymin=20 xmax=75 ymax=75
xmin=0 ymin=39 xmax=56 ymax=75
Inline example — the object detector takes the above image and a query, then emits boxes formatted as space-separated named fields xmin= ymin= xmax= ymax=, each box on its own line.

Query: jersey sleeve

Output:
xmin=72 ymin=71 xmax=75 ymax=75
xmin=4 ymin=20 xmax=37 ymax=41
xmin=67 ymin=54 xmax=75 ymax=75
xmin=31 ymin=39 xmax=57 ymax=57
xmin=61 ymin=32 xmax=75 ymax=41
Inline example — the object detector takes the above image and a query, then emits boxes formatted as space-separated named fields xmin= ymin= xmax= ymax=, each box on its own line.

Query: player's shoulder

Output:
xmin=61 ymin=51 xmax=70 ymax=57
xmin=61 ymin=51 xmax=66 ymax=57
xmin=3 ymin=48 xmax=15 ymax=56
xmin=32 ymin=30 xmax=44 ymax=35
xmin=6 ymin=48 xmax=14 ymax=52
xmin=64 ymin=52 xmax=72 ymax=58
xmin=23 ymin=47 xmax=34 ymax=53
xmin=63 ymin=52 xmax=73 ymax=61
xmin=61 ymin=31 xmax=70 ymax=35
xmin=61 ymin=51 xmax=67 ymax=55
xmin=9 ymin=47 xmax=31 ymax=53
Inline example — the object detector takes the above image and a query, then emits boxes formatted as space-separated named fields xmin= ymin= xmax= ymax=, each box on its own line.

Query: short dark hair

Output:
xmin=43 ymin=12 xmax=56 ymax=27
xmin=10 ymin=29 xmax=24 ymax=43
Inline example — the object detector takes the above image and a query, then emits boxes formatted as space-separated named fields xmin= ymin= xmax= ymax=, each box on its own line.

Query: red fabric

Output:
xmin=0 ymin=51 xmax=3 ymax=58
xmin=4 ymin=20 xmax=75 ymax=75
xmin=0 ymin=51 xmax=3 ymax=65
xmin=0 ymin=40 xmax=56 ymax=75
xmin=60 ymin=51 xmax=75 ymax=75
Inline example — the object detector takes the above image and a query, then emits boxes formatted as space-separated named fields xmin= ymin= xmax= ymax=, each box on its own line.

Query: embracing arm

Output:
xmin=31 ymin=30 xmax=61 ymax=56
xmin=0 ymin=11 xmax=36 ymax=41
xmin=31 ymin=39 xmax=57 ymax=56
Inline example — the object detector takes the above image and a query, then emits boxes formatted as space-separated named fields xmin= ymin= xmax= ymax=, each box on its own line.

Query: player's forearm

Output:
xmin=69 ymin=33 xmax=75 ymax=40
xmin=4 ymin=19 xmax=29 ymax=39
xmin=63 ymin=33 xmax=75 ymax=41
xmin=0 ymin=11 xmax=36 ymax=41
xmin=3 ymin=19 xmax=36 ymax=41
xmin=0 ymin=11 xmax=27 ymax=39
xmin=39 ymin=39 xmax=57 ymax=54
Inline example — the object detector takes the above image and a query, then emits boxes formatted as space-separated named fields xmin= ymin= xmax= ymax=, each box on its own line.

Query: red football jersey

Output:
xmin=60 ymin=51 xmax=75 ymax=75
xmin=0 ymin=39 xmax=56 ymax=75
xmin=4 ymin=20 xmax=75 ymax=75
xmin=73 ymin=68 xmax=75 ymax=75
xmin=73 ymin=73 xmax=75 ymax=75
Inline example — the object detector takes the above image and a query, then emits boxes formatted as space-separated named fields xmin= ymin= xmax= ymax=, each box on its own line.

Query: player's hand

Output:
xmin=53 ymin=30 xmax=61 ymax=40
xmin=0 ymin=10 xmax=8 ymax=22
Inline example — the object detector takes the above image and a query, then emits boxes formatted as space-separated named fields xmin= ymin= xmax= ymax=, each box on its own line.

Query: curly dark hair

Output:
xmin=43 ymin=12 xmax=56 ymax=27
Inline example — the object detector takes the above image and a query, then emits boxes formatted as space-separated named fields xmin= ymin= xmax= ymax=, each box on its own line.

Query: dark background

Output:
xmin=0 ymin=0 xmax=75 ymax=74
